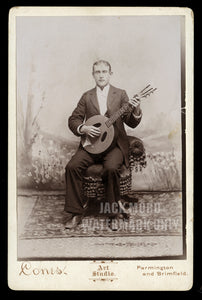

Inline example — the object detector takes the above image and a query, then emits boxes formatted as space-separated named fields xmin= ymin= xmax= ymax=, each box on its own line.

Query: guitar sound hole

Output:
xmin=101 ymin=131 xmax=107 ymax=142
xmin=93 ymin=123 xmax=101 ymax=128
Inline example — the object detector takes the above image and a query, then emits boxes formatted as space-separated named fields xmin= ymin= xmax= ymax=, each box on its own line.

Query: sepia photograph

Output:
xmin=8 ymin=6 xmax=193 ymax=290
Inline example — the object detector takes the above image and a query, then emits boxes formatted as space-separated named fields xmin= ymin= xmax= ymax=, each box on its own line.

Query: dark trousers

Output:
xmin=64 ymin=145 xmax=124 ymax=214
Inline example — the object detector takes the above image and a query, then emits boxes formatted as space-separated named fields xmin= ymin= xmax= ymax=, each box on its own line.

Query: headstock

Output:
xmin=134 ymin=84 xmax=157 ymax=100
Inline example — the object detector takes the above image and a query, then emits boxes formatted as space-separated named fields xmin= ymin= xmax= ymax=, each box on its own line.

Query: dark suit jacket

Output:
xmin=68 ymin=85 xmax=142 ymax=167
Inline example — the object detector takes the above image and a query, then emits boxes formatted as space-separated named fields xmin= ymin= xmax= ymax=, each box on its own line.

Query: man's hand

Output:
xmin=80 ymin=125 xmax=101 ymax=137
xmin=129 ymin=95 xmax=141 ymax=115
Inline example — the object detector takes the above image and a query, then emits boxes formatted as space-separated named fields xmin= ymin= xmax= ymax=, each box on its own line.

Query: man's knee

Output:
xmin=66 ymin=159 xmax=78 ymax=172
xmin=66 ymin=156 xmax=90 ymax=173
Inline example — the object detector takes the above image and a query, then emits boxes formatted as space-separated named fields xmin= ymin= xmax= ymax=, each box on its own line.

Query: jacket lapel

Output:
xmin=89 ymin=88 xmax=100 ymax=115
xmin=106 ymin=85 xmax=117 ymax=116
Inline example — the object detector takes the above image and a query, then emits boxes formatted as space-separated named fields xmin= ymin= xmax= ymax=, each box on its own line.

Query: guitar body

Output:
xmin=81 ymin=115 xmax=114 ymax=154
xmin=80 ymin=85 xmax=157 ymax=154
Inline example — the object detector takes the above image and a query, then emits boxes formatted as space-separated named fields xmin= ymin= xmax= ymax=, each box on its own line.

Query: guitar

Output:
xmin=81 ymin=84 xmax=157 ymax=154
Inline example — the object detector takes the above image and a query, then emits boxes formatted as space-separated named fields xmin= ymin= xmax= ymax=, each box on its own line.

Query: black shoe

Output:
xmin=119 ymin=212 xmax=130 ymax=220
xmin=107 ymin=214 xmax=121 ymax=231
xmin=65 ymin=214 xmax=83 ymax=229
xmin=117 ymin=200 xmax=130 ymax=220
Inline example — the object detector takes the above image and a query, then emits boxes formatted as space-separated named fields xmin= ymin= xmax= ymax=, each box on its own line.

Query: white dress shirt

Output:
xmin=96 ymin=84 xmax=110 ymax=115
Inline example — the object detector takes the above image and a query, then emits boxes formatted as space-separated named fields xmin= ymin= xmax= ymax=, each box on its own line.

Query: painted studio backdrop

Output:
xmin=16 ymin=16 xmax=183 ymax=192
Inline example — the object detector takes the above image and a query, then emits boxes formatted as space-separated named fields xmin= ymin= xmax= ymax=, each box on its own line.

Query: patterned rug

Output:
xmin=19 ymin=192 xmax=183 ymax=239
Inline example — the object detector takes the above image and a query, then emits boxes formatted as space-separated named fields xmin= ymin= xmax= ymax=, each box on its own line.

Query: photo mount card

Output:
xmin=8 ymin=6 xmax=193 ymax=291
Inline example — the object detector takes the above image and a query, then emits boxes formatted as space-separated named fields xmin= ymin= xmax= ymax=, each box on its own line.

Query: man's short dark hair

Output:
xmin=92 ymin=60 xmax=112 ymax=73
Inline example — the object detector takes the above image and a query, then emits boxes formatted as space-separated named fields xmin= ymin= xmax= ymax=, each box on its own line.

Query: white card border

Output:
xmin=8 ymin=6 xmax=194 ymax=291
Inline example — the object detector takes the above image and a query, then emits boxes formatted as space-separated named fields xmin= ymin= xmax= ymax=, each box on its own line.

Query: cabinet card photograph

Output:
xmin=8 ymin=7 xmax=193 ymax=290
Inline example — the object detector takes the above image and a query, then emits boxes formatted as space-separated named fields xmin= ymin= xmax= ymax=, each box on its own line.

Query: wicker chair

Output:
xmin=82 ymin=136 xmax=146 ymax=207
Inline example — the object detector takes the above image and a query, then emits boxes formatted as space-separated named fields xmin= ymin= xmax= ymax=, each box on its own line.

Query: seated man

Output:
xmin=64 ymin=60 xmax=142 ymax=230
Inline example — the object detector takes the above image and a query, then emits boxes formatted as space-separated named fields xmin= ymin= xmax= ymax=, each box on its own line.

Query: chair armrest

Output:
xmin=127 ymin=135 xmax=147 ymax=171
xmin=127 ymin=135 xmax=145 ymax=157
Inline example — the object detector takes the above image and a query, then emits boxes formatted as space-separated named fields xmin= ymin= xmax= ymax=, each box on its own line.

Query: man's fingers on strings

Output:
xmin=133 ymin=95 xmax=141 ymax=101
xmin=129 ymin=98 xmax=140 ymax=107
xmin=89 ymin=133 xmax=100 ymax=137
xmin=91 ymin=128 xmax=101 ymax=134
xmin=91 ymin=126 xmax=101 ymax=132
xmin=89 ymin=128 xmax=101 ymax=137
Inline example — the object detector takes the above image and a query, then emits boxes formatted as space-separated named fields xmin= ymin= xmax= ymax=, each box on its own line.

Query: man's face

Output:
xmin=93 ymin=63 xmax=112 ymax=88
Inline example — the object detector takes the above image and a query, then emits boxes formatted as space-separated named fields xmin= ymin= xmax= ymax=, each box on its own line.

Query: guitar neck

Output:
xmin=105 ymin=85 xmax=157 ymax=128
xmin=105 ymin=102 xmax=133 ymax=128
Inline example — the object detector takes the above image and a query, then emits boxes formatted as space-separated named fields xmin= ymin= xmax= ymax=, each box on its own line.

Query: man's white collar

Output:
xmin=96 ymin=84 xmax=110 ymax=94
